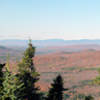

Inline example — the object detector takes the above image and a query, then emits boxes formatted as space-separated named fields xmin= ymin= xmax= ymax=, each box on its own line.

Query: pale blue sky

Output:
xmin=0 ymin=0 xmax=100 ymax=40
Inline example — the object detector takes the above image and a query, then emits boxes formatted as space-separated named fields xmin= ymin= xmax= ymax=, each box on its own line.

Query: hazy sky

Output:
xmin=0 ymin=0 xmax=100 ymax=40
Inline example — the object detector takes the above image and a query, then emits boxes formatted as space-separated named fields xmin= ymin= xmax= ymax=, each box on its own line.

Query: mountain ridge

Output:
xmin=0 ymin=39 xmax=100 ymax=47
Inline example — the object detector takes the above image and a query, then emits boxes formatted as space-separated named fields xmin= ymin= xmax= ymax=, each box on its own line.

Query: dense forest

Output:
xmin=0 ymin=40 xmax=100 ymax=100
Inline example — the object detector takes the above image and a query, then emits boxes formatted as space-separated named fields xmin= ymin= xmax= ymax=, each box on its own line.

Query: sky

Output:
xmin=0 ymin=0 xmax=100 ymax=40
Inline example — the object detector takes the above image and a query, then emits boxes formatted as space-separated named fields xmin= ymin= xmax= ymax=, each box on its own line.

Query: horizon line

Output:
xmin=1 ymin=38 xmax=100 ymax=41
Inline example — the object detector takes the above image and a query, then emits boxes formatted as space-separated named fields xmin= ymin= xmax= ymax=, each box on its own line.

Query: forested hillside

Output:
xmin=1 ymin=41 xmax=100 ymax=99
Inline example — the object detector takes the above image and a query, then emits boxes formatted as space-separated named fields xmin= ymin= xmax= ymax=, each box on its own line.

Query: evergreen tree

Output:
xmin=18 ymin=39 xmax=40 ymax=100
xmin=46 ymin=75 xmax=64 ymax=100
xmin=85 ymin=95 xmax=94 ymax=100
xmin=2 ymin=57 xmax=25 ymax=100
xmin=0 ymin=63 xmax=5 ymax=97
xmin=0 ymin=63 xmax=5 ymax=86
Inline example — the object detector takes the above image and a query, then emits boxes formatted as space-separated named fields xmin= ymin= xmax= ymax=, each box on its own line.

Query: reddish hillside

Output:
xmin=34 ymin=50 xmax=100 ymax=98
xmin=35 ymin=50 xmax=100 ymax=71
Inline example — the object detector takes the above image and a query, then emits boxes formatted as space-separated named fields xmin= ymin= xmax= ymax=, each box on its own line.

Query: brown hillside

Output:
xmin=34 ymin=50 xmax=100 ymax=99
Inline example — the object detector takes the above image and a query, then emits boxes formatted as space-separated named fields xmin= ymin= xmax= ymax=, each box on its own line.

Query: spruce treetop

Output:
xmin=24 ymin=39 xmax=35 ymax=58
xmin=46 ymin=74 xmax=64 ymax=100
xmin=18 ymin=39 xmax=36 ymax=73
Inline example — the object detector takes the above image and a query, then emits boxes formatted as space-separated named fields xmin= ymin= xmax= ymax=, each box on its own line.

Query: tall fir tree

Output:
xmin=1 ymin=56 xmax=25 ymax=100
xmin=46 ymin=74 xmax=64 ymax=100
xmin=18 ymin=39 xmax=40 ymax=100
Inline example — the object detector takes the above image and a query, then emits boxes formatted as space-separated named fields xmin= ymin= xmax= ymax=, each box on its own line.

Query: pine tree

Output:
xmin=46 ymin=74 xmax=64 ymax=100
xmin=85 ymin=95 xmax=94 ymax=100
xmin=0 ymin=63 xmax=5 ymax=97
xmin=2 ymin=68 xmax=16 ymax=100
xmin=18 ymin=39 xmax=40 ymax=100
xmin=0 ymin=63 xmax=5 ymax=86
xmin=1 ymin=57 xmax=25 ymax=100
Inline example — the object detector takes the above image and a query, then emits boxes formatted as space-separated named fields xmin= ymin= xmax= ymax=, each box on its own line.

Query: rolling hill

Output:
xmin=34 ymin=50 xmax=100 ymax=99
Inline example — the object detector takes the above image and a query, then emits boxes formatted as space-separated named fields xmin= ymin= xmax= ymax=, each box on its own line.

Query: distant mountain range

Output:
xmin=0 ymin=39 xmax=100 ymax=47
xmin=1 ymin=39 xmax=100 ymax=62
